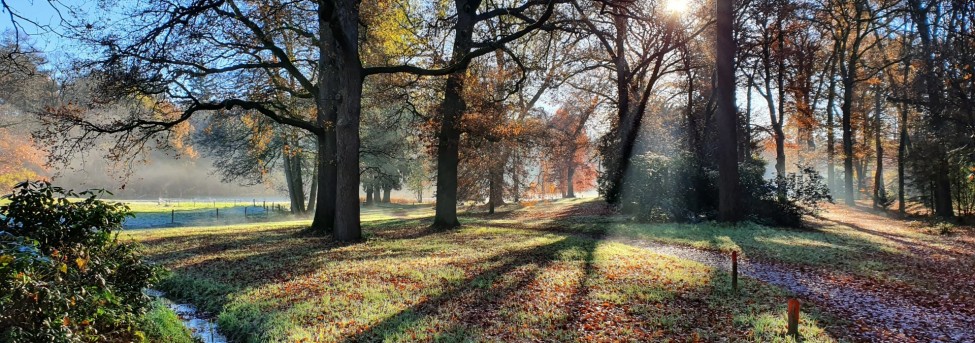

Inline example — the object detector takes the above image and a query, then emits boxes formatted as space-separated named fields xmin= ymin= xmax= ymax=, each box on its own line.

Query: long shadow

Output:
xmin=811 ymin=213 xmax=968 ymax=258
xmin=559 ymin=228 xmax=605 ymax=336
xmin=341 ymin=233 xmax=605 ymax=342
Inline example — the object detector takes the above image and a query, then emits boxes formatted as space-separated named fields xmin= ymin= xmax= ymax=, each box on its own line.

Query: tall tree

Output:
xmin=716 ymin=0 xmax=739 ymax=221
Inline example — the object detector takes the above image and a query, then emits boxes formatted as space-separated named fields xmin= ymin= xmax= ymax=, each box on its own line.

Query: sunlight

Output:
xmin=664 ymin=0 xmax=690 ymax=14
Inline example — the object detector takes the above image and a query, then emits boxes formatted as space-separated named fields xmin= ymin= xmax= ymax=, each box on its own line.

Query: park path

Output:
xmin=598 ymin=205 xmax=975 ymax=343
xmin=621 ymin=238 xmax=975 ymax=342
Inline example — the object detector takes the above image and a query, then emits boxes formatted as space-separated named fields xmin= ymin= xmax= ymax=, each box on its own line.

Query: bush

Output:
xmin=620 ymin=153 xmax=691 ymax=221
xmin=621 ymin=155 xmax=832 ymax=227
xmin=0 ymin=181 xmax=160 ymax=342
xmin=742 ymin=163 xmax=833 ymax=227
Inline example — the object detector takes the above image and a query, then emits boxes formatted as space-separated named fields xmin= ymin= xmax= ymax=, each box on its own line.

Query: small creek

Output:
xmin=145 ymin=289 xmax=229 ymax=343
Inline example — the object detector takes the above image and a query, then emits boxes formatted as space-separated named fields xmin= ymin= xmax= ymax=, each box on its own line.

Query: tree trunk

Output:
xmin=365 ymin=186 xmax=373 ymax=205
xmin=307 ymin=147 xmax=319 ymax=213
xmin=873 ymin=88 xmax=885 ymax=208
xmin=311 ymin=8 xmax=338 ymax=235
xmin=909 ymin=0 xmax=953 ymax=219
xmin=292 ymin=150 xmax=307 ymax=214
xmin=603 ymin=14 xmax=638 ymax=205
xmin=898 ymin=100 xmax=908 ymax=215
xmin=826 ymin=57 xmax=837 ymax=195
xmin=333 ymin=10 xmax=363 ymax=242
xmin=841 ymin=77 xmax=856 ymax=206
xmin=565 ymin=161 xmax=576 ymax=198
xmin=382 ymin=186 xmax=391 ymax=203
xmin=775 ymin=15 xmax=788 ymax=202
xmin=432 ymin=1 xmax=476 ymax=230
xmin=512 ymin=151 xmax=521 ymax=203
xmin=716 ymin=0 xmax=739 ymax=222
xmin=283 ymin=151 xmax=299 ymax=212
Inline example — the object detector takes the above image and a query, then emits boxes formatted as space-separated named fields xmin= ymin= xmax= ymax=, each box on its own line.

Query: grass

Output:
xmin=129 ymin=210 xmax=836 ymax=342
xmin=140 ymin=299 xmax=195 ymax=343
xmin=119 ymin=200 xmax=288 ymax=214
xmin=469 ymin=199 xmax=975 ymax=307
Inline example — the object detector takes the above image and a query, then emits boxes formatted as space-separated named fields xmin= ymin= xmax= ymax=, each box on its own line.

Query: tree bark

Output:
xmin=283 ymin=151 xmax=299 ymax=212
xmin=311 ymin=6 xmax=338 ymax=235
xmin=840 ymin=43 xmax=857 ymax=206
xmin=292 ymin=148 xmax=307 ymax=213
xmin=432 ymin=0 xmax=477 ymax=230
xmin=716 ymin=0 xmax=739 ymax=222
xmin=825 ymin=53 xmax=838 ymax=195
xmin=332 ymin=2 xmax=363 ymax=241
xmin=307 ymin=146 xmax=319 ymax=213
xmin=874 ymin=87 xmax=885 ymax=208
xmin=382 ymin=186 xmax=391 ymax=203
xmin=908 ymin=0 xmax=953 ymax=219
xmin=565 ymin=159 xmax=576 ymax=198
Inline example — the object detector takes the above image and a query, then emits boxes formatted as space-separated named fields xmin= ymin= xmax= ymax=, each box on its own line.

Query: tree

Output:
xmin=39 ymin=0 xmax=557 ymax=241
xmin=716 ymin=0 xmax=739 ymax=221
xmin=423 ymin=0 xmax=560 ymax=229
xmin=573 ymin=0 xmax=706 ymax=204
xmin=548 ymin=96 xmax=598 ymax=198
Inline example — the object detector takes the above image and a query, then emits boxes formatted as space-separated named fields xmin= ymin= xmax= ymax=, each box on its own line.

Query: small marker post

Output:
xmin=787 ymin=298 xmax=800 ymax=340
xmin=171 ymin=209 xmax=175 ymax=224
xmin=216 ymin=208 xmax=219 ymax=218
xmin=732 ymin=251 xmax=738 ymax=292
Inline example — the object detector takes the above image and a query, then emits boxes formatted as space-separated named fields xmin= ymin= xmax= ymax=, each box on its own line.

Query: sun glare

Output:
xmin=664 ymin=0 xmax=690 ymax=14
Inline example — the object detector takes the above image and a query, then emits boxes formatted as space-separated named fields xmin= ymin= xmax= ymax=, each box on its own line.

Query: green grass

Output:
xmin=130 ymin=213 xmax=837 ymax=342
xmin=469 ymin=198 xmax=973 ymax=303
xmin=140 ymin=299 xmax=195 ymax=343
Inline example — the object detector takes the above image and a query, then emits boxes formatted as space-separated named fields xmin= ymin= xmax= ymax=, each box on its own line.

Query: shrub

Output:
xmin=618 ymin=153 xmax=718 ymax=222
xmin=0 ymin=181 xmax=160 ymax=342
xmin=621 ymin=155 xmax=832 ymax=227
xmin=742 ymin=163 xmax=833 ymax=227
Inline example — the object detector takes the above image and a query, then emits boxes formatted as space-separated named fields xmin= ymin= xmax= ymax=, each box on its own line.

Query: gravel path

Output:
xmin=618 ymin=239 xmax=975 ymax=342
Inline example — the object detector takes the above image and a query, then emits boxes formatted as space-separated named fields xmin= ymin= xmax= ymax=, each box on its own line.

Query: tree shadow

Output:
xmin=341 ymin=230 xmax=606 ymax=342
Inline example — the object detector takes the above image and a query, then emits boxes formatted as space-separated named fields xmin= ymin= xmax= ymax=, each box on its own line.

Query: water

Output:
xmin=145 ymin=289 xmax=228 ymax=343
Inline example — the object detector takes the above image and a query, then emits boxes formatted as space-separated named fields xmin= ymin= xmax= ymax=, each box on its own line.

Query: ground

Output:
xmin=126 ymin=199 xmax=974 ymax=342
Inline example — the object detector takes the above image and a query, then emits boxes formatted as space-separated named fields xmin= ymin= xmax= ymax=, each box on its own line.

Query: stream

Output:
xmin=145 ymin=289 xmax=229 ymax=343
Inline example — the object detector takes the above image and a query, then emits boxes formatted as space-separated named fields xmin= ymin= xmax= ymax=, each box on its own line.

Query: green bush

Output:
xmin=621 ymin=155 xmax=832 ymax=227
xmin=620 ymin=153 xmax=711 ymax=222
xmin=742 ymin=163 xmax=833 ymax=227
xmin=0 ymin=181 xmax=160 ymax=342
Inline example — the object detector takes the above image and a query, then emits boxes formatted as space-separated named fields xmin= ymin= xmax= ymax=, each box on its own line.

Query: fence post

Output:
xmin=171 ymin=209 xmax=175 ymax=224
xmin=732 ymin=251 xmax=738 ymax=292
xmin=216 ymin=208 xmax=219 ymax=218
xmin=253 ymin=199 xmax=256 ymax=206
xmin=787 ymin=298 xmax=800 ymax=340
xmin=244 ymin=207 xmax=248 ymax=216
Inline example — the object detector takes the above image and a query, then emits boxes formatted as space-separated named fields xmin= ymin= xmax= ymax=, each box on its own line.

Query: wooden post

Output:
xmin=244 ymin=207 xmax=248 ymax=216
xmin=787 ymin=298 xmax=800 ymax=340
xmin=732 ymin=251 xmax=738 ymax=292
xmin=216 ymin=208 xmax=219 ymax=218
xmin=253 ymin=199 xmax=256 ymax=206
xmin=263 ymin=201 xmax=266 ymax=210
xmin=171 ymin=209 xmax=175 ymax=224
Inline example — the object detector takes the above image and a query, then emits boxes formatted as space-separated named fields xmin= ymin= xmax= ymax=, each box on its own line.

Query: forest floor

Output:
xmin=128 ymin=199 xmax=974 ymax=342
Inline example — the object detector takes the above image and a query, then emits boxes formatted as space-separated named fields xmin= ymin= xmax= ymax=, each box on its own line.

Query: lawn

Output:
xmin=470 ymin=199 xmax=975 ymax=315
xmin=129 ymin=208 xmax=836 ymax=342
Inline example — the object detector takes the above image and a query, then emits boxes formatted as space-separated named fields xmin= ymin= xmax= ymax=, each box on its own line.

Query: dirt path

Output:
xmin=620 ymin=237 xmax=975 ymax=342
